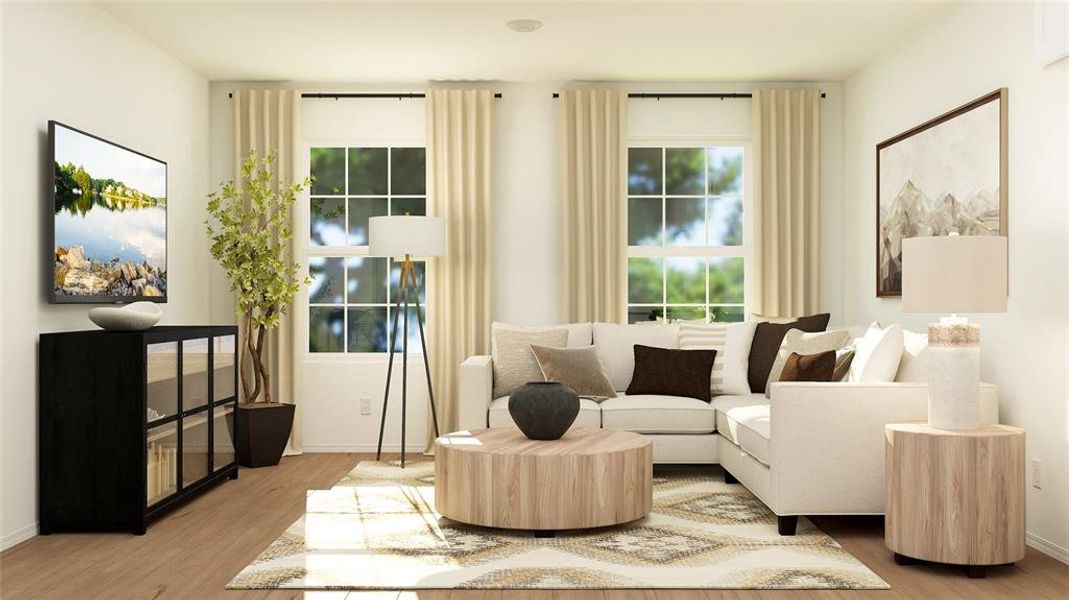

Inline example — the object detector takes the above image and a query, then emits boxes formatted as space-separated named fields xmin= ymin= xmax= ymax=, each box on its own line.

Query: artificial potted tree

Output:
xmin=206 ymin=150 xmax=311 ymax=467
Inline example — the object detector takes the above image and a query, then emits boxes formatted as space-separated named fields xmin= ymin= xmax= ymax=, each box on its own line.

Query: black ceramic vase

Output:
xmin=508 ymin=381 xmax=581 ymax=440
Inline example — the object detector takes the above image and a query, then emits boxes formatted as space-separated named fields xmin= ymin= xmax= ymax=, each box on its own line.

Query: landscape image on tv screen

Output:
xmin=51 ymin=122 xmax=167 ymax=301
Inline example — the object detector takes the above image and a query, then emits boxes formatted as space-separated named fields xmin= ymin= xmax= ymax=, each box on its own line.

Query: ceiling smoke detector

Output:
xmin=506 ymin=19 xmax=543 ymax=33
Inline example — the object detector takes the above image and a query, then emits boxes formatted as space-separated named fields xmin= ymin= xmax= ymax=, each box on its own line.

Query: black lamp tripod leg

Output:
xmin=376 ymin=259 xmax=407 ymax=463
xmin=411 ymin=266 xmax=439 ymax=438
xmin=400 ymin=259 xmax=410 ymax=468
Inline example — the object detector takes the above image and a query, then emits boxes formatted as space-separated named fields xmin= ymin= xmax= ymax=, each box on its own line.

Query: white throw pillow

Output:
xmin=895 ymin=329 xmax=930 ymax=382
xmin=678 ymin=322 xmax=758 ymax=396
xmin=592 ymin=323 xmax=679 ymax=391
xmin=721 ymin=322 xmax=758 ymax=395
xmin=678 ymin=323 xmax=728 ymax=394
xmin=848 ymin=322 xmax=904 ymax=383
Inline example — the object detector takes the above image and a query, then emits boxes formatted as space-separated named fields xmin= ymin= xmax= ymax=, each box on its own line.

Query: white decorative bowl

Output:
xmin=88 ymin=301 xmax=163 ymax=331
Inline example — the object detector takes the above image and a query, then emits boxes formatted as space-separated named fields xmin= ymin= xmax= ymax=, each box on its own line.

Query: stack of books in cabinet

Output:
xmin=39 ymin=325 xmax=239 ymax=535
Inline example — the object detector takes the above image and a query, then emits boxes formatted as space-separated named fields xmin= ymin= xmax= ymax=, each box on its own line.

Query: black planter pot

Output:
xmin=508 ymin=382 xmax=580 ymax=440
xmin=235 ymin=403 xmax=295 ymax=468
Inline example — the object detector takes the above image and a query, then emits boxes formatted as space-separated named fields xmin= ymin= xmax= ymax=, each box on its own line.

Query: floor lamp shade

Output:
xmin=901 ymin=235 xmax=1007 ymax=430
xmin=369 ymin=216 xmax=446 ymax=258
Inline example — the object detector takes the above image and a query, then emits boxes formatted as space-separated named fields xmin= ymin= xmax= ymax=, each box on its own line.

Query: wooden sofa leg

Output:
xmin=777 ymin=515 xmax=798 ymax=536
xmin=723 ymin=469 xmax=738 ymax=484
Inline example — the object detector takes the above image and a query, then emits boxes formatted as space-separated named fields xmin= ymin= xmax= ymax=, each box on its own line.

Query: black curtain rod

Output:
xmin=551 ymin=92 xmax=827 ymax=99
xmin=227 ymin=92 xmax=502 ymax=99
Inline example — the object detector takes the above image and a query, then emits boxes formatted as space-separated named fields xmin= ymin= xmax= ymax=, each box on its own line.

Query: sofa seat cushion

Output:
xmin=487 ymin=396 xmax=602 ymax=429
xmin=600 ymin=395 xmax=716 ymax=434
xmin=592 ymin=323 xmax=680 ymax=392
xmin=711 ymin=394 xmax=771 ymax=466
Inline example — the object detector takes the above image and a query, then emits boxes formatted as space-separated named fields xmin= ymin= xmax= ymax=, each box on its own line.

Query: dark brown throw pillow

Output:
xmin=778 ymin=350 xmax=836 ymax=384
xmin=625 ymin=345 xmax=717 ymax=402
xmin=746 ymin=313 xmax=831 ymax=393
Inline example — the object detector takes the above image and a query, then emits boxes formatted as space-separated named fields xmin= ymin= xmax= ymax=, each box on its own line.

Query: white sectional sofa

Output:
xmin=457 ymin=321 xmax=998 ymax=535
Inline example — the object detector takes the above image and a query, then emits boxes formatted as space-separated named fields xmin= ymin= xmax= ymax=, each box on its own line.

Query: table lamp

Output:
xmin=368 ymin=215 xmax=445 ymax=467
xmin=902 ymin=233 xmax=1007 ymax=429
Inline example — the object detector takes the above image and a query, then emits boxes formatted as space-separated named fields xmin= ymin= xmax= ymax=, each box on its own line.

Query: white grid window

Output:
xmin=306 ymin=146 xmax=426 ymax=353
xmin=626 ymin=146 xmax=746 ymax=323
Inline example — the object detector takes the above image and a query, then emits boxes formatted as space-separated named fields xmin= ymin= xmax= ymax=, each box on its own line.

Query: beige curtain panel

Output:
xmin=426 ymin=89 xmax=494 ymax=449
xmin=231 ymin=89 xmax=303 ymax=455
xmin=751 ymin=89 xmax=822 ymax=317
xmin=558 ymin=89 xmax=628 ymax=323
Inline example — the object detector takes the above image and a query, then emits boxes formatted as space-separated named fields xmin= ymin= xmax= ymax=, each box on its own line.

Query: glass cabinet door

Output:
xmin=181 ymin=410 xmax=211 ymax=487
xmin=146 ymin=342 xmax=178 ymax=422
xmin=213 ymin=335 xmax=236 ymax=403
xmin=147 ymin=422 xmax=178 ymax=506
xmin=183 ymin=338 xmax=210 ymax=411
xmin=213 ymin=403 xmax=236 ymax=471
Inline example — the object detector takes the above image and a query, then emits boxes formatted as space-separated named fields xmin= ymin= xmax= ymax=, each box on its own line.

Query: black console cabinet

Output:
xmin=39 ymin=325 xmax=239 ymax=535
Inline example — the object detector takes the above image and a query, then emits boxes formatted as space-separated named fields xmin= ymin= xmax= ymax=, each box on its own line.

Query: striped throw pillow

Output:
xmin=678 ymin=323 xmax=729 ymax=395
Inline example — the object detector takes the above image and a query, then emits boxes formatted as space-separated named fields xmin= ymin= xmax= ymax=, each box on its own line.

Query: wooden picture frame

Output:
xmin=875 ymin=88 xmax=1008 ymax=297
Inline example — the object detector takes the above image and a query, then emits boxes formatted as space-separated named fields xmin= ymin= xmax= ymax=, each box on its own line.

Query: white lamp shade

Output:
xmin=902 ymin=235 xmax=1007 ymax=313
xmin=368 ymin=216 xmax=445 ymax=258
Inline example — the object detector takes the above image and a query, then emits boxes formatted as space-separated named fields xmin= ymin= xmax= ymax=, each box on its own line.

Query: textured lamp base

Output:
xmin=927 ymin=322 xmax=981 ymax=430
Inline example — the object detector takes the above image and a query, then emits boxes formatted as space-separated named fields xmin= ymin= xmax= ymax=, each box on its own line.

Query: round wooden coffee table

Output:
xmin=434 ymin=428 xmax=652 ymax=533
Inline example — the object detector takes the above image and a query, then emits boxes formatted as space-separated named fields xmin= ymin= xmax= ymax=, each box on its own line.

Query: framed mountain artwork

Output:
xmin=876 ymin=88 xmax=1007 ymax=297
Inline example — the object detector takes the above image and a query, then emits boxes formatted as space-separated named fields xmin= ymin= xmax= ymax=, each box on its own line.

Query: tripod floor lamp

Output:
xmin=368 ymin=215 xmax=445 ymax=467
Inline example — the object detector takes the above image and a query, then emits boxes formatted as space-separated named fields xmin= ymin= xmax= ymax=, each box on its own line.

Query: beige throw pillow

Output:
xmin=765 ymin=328 xmax=852 ymax=397
xmin=492 ymin=328 xmax=568 ymax=398
xmin=530 ymin=345 xmax=617 ymax=399
xmin=833 ymin=347 xmax=856 ymax=381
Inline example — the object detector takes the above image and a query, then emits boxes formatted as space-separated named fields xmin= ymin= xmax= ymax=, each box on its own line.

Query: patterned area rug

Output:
xmin=228 ymin=461 xmax=889 ymax=590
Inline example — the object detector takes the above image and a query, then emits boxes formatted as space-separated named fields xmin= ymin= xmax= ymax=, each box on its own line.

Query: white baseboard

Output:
xmin=301 ymin=443 xmax=428 ymax=454
xmin=1 ymin=522 xmax=37 ymax=552
xmin=1027 ymin=531 xmax=1069 ymax=565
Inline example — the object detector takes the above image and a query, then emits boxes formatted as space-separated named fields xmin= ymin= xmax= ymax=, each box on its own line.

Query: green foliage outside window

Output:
xmin=627 ymin=146 xmax=745 ymax=323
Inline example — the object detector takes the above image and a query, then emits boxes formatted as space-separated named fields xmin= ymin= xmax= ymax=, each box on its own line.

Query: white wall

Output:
xmin=843 ymin=2 xmax=1069 ymax=560
xmin=207 ymin=80 xmax=844 ymax=453
xmin=0 ymin=3 xmax=210 ymax=549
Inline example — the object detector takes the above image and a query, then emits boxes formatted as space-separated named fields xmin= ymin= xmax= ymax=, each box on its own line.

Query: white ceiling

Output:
xmin=100 ymin=1 xmax=955 ymax=83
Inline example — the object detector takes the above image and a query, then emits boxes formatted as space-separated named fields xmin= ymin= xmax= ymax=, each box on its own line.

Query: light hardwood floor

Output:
xmin=2 ymin=453 xmax=1068 ymax=599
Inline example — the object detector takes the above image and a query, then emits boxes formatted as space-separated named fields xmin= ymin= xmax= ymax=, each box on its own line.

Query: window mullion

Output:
xmin=660 ymin=147 xmax=667 ymax=317
xmin=344 ymin=149 xmax=352 ymax=352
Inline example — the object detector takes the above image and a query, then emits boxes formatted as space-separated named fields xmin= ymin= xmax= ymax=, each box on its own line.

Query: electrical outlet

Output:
xmin=360 ymin=397 xmax=372 ymax=416
xmin=1032 ymin=458 xmax=1042 ymax=489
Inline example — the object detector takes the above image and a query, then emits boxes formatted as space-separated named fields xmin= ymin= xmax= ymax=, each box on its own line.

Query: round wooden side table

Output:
xmin=434 ymin=428 xmax=652 ymax=534
xmin=885 ymin=423 xmax=1025 ymax=578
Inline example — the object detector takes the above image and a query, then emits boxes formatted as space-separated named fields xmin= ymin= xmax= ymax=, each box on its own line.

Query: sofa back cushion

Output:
xmin=492 ymin=328 xmax=568 ymax=398
xmin=492 ymin=321 xmax=592 ymax=349
xmin=592 ymin=323 xmax=679 ymax=391
xmin=894 ymin=329 xmax=929 ymax=382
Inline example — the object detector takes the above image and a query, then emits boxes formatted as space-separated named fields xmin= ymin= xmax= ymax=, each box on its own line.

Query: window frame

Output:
xmin=297 ymin=137 xmax=428 ymax=361
xmin=625 ymin=136 xmax=755 ymax=323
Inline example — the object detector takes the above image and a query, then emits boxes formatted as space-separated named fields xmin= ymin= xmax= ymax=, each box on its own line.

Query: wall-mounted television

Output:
xmin=48 ymin=121 xmax=167 ymax=303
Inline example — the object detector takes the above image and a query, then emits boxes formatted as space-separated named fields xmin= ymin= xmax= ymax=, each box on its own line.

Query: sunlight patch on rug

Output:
xmin=228 ymin=461 xmax=889 ymax=590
